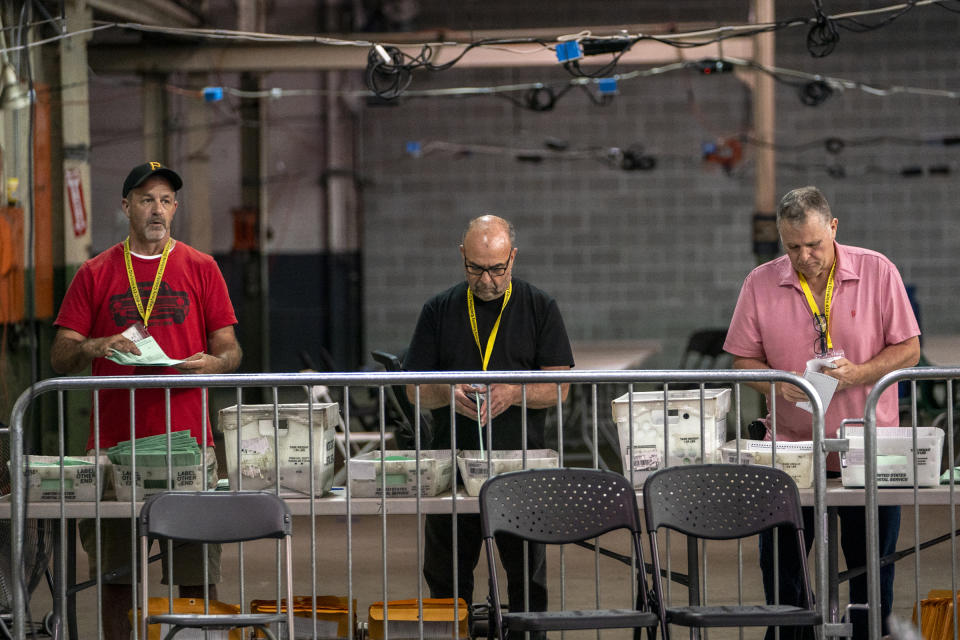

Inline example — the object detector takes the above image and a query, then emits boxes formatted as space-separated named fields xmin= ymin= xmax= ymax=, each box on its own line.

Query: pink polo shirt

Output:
xmin=724 ymin=243 xmax=920 ymax=467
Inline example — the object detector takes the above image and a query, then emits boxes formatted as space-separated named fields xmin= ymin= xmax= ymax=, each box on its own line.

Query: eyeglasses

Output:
xmin=464 ymin=253 xmax=513 ymax=278
xmin=812 ymin=312 xmax=828 ymax=357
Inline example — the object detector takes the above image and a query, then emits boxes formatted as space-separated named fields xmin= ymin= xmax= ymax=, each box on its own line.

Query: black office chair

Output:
xmin=138 ymin=491 xmax=295 ymax=640
xmin=370 ymin=349 xmax=433 ymax=449
xmin=479 ymin=467 xmax=660 ymax=640
xmin=643 ymin=464 xmax=821 ymax=639
xmin=678 ymin=328 xmax=729 ymax=370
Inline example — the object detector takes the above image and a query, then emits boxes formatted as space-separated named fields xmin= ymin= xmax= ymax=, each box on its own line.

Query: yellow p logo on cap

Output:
xmin=149 ymin=161 xmax=161 ymax=170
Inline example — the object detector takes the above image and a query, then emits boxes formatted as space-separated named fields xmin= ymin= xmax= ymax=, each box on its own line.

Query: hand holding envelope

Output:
xmin=106 ymin=322 xmax=185 ymax=367
xmin=796 ymin=356 xmax=840 ymax=413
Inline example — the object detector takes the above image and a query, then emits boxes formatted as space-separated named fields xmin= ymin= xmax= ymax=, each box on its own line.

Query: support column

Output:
xmin=60 ymin=0 xmax=92 ymax=271
xmin=236 ymin=0 xmax=270 ymax=373
xmin=185 ymin=72 xmax=212 ymax=252
xmin=323 ymin=69 xmax=363 ymax=370
xmin=142 ymin=73 xmax=168 ymax=162
xmin=751 ymin=0 xmax=777 ymax=264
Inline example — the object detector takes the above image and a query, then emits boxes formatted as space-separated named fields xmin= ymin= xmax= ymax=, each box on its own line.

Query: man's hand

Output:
xmin=820 ymin=338 xmax=920 ymax=392
xmin=453 ymin=384 xmax=521 ymax=423
xmin=91 ymin=334 xmax=141 ymax=359
xmin=177 ymin=325 xmax=241 ymax=374
xmin=51 ymin=328 xmax=141 ymax=374
xmin=822 ymin=357 xmax=860 ymax=391
xmin=174 ymin=352 xmax=229 ymax=374
xmin=777 ymin=378 xmax=810 ymax=403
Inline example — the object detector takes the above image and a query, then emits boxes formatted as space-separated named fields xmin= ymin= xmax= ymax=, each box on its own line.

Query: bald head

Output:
xmin=460 ymin=215 xmax=517 ymax=301
xmin=461 ymin=214 xmax=515 ymax=248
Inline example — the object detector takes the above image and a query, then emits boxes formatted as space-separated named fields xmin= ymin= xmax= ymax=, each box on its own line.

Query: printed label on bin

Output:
xmin=241 ymin=436 xmax=270 ymax=455
xmin=878 ymin=471 xmax=911 ymax=483
xmin=242 ymin=463 xmax=269 ymax=479
xmin=465 ymin=461 xmax=492 ymax=475
xmin=629 ymin=445 xmax=660 ymax=471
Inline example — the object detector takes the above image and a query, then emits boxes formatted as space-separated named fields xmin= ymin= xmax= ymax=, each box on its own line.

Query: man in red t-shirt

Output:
xmin=51 ymin=162 xmax=241 ymax=639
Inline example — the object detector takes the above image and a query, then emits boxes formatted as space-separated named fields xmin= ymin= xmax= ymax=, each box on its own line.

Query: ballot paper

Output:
xmin=796 ymin=357 xmax=840 ymax=414
xmin=107 ymin=322 xmax=185 ymax=367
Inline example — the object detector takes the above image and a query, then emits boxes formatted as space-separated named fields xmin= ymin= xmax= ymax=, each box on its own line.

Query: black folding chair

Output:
xmin=643 ymin=464 xmax=821 ymax=639
xmin=138 ymin=491 xmax=295 ymax=640
xmin=370 ymin=349 xmax=433 ymax=449
xmin=678 ymin=328 xmax=729 ymax=370
xmin=479 ymin=467 xmax=660 ymax=640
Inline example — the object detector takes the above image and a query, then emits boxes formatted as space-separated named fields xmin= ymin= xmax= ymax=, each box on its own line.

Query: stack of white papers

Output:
xmin=797 ymin=357 xmax=840 ymax=413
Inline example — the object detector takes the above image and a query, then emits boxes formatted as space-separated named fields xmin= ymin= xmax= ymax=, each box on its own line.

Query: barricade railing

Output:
xmin=863 ymin=366 xmax=960 ymax=640
xmin=4 ymin=369 xmax=826 ymax=640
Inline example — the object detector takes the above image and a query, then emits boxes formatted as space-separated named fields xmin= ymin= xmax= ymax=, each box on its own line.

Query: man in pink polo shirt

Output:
xmin=724 ymin=185 xmax=920 ymax=640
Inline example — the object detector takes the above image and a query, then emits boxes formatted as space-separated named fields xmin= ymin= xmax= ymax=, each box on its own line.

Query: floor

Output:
xmin=21 ymin=504 xmax=960 ymax=640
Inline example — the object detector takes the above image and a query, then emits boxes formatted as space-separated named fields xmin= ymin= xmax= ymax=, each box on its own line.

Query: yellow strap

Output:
xmin=467 ymin=282 xmax=512 ymax=371
xmin=123 ymin=237 xmax=173 ymax=327
xmin=797 ymin=260 xmax=836 ymax=351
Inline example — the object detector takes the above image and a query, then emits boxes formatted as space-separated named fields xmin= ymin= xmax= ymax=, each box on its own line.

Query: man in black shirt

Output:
xmin=404 ymin=214 xmax=574 ymax=623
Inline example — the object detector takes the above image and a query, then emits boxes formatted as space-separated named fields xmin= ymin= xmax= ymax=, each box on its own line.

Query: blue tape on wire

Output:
xmin=555 ymin=41 xmax=583 ymax=63
xmin=597 ymin=77 xmax=618 ymax=95
xmin=202 ymin=87 xmax=224 ymax=102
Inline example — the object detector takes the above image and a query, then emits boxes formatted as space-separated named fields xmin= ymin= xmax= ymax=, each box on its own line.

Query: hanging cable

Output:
xmin=807 ymin=0 xmax=841 ymax=57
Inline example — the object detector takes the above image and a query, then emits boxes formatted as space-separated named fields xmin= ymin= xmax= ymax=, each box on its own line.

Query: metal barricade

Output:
xmin=862 ymin=366 xmax=960 ymax=640
xmin=4 ymin=369 xmax=827 ymax=640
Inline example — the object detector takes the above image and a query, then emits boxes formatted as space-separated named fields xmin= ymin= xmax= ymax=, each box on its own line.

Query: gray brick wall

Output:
xmin=361 ymin=2 xmax=960 ymax=364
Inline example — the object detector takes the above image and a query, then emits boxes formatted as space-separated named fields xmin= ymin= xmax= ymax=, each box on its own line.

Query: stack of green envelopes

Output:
xmin=106 ymin=430 xmax=202 ymax=469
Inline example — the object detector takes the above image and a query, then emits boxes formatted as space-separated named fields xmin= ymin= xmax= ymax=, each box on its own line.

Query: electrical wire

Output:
xmin=0 ymin=0 xmax=950 ymax=78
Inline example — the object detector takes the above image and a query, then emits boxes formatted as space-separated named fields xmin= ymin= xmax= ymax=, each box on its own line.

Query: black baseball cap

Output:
xmin=122 ymin=162 xmax=183 ymax=198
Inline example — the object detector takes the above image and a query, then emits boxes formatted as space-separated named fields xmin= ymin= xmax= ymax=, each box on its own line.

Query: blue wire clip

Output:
xmin=555 ymin=41 xmax=583 ymax=63
xmin=597 ymin=77 xmax=618 ymax=95
xmin=202 ymin=87 xmax=224 ymax=102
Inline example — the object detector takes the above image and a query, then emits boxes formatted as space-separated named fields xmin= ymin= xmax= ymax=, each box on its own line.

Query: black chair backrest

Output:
xmin=370 ymin=350 xmax=403 ymax=372
xmin=679 ymin=328 xmax=729 ymax=369
xmin=370 ymin=349 xmax=433 ymax=449
xmin=643 ymin=464 xmax=803 ymax=540
xmin=139 ymin=491 xmax=292 ymax=544
xmin=480 ymin=467 xmax=642 ymax=544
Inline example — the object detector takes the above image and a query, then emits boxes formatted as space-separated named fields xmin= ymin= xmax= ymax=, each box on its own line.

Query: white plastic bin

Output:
xmin=349 ymin=450 xmax=453 ymax=497
xmin=721 ymin=440 xmax=815 ymax=489
xmin=612 ymin=389 xmax=731 ymax=487
xmin=456 ymin=449 xmax=559 ymax=497
xmin=219 ymin=403 xmax=338 ymax=495
xmin=841 ymin=426 xmax=944 ymax=487
xmin=16 ymin=455 xmax=109 ymax=501
xmin=112 ymin=448 xmax=214 ymax=502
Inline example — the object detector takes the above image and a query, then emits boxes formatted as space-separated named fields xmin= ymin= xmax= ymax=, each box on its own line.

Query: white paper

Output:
xmin=107 ymin=336 xmax=185 ymax=367
xmin=797 ymin=357 xmax=839 ymax=413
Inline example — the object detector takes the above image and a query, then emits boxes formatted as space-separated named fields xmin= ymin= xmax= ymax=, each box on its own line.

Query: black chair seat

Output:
xmin=148 ymin=612 xmax=284 ymax=629
xmin=505 ymin=608 xmax=660 ymax=631
xmin=667 ymin=605 xmax=822 ymax=627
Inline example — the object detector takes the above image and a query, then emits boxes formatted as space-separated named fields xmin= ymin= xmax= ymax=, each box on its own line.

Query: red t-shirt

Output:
xmin=54 ymin=241 xmax=238 ymax=450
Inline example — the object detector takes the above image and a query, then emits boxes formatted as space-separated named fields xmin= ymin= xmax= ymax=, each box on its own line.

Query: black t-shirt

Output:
xmin=403 ymin=279 xmax=575 ymax=450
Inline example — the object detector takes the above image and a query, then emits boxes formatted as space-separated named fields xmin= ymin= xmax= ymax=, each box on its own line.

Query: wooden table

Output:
xmin=922 ymin=334 xmax=960 ymax=366
xmin=564 ymin=340 xmax=662 ymax=467
xmin=571 ymin=339 xmax=662 ymax=371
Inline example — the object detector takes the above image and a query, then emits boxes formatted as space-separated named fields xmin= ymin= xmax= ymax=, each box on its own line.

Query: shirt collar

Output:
xmin=776 ymin=241 xmax=858 ymax=288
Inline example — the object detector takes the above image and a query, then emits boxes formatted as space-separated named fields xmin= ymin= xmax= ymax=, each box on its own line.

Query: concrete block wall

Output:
xmin=361 ymin=1 xmax=960 ymax=364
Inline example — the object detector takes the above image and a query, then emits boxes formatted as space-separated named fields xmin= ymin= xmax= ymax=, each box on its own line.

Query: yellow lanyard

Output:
xmin=123 ymin=237 xmax=173 ymax=327
xmin=797 ymin=260 xmax=836 ymax=351
xmin=467 ymin=282 xmax=512 ymax=371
